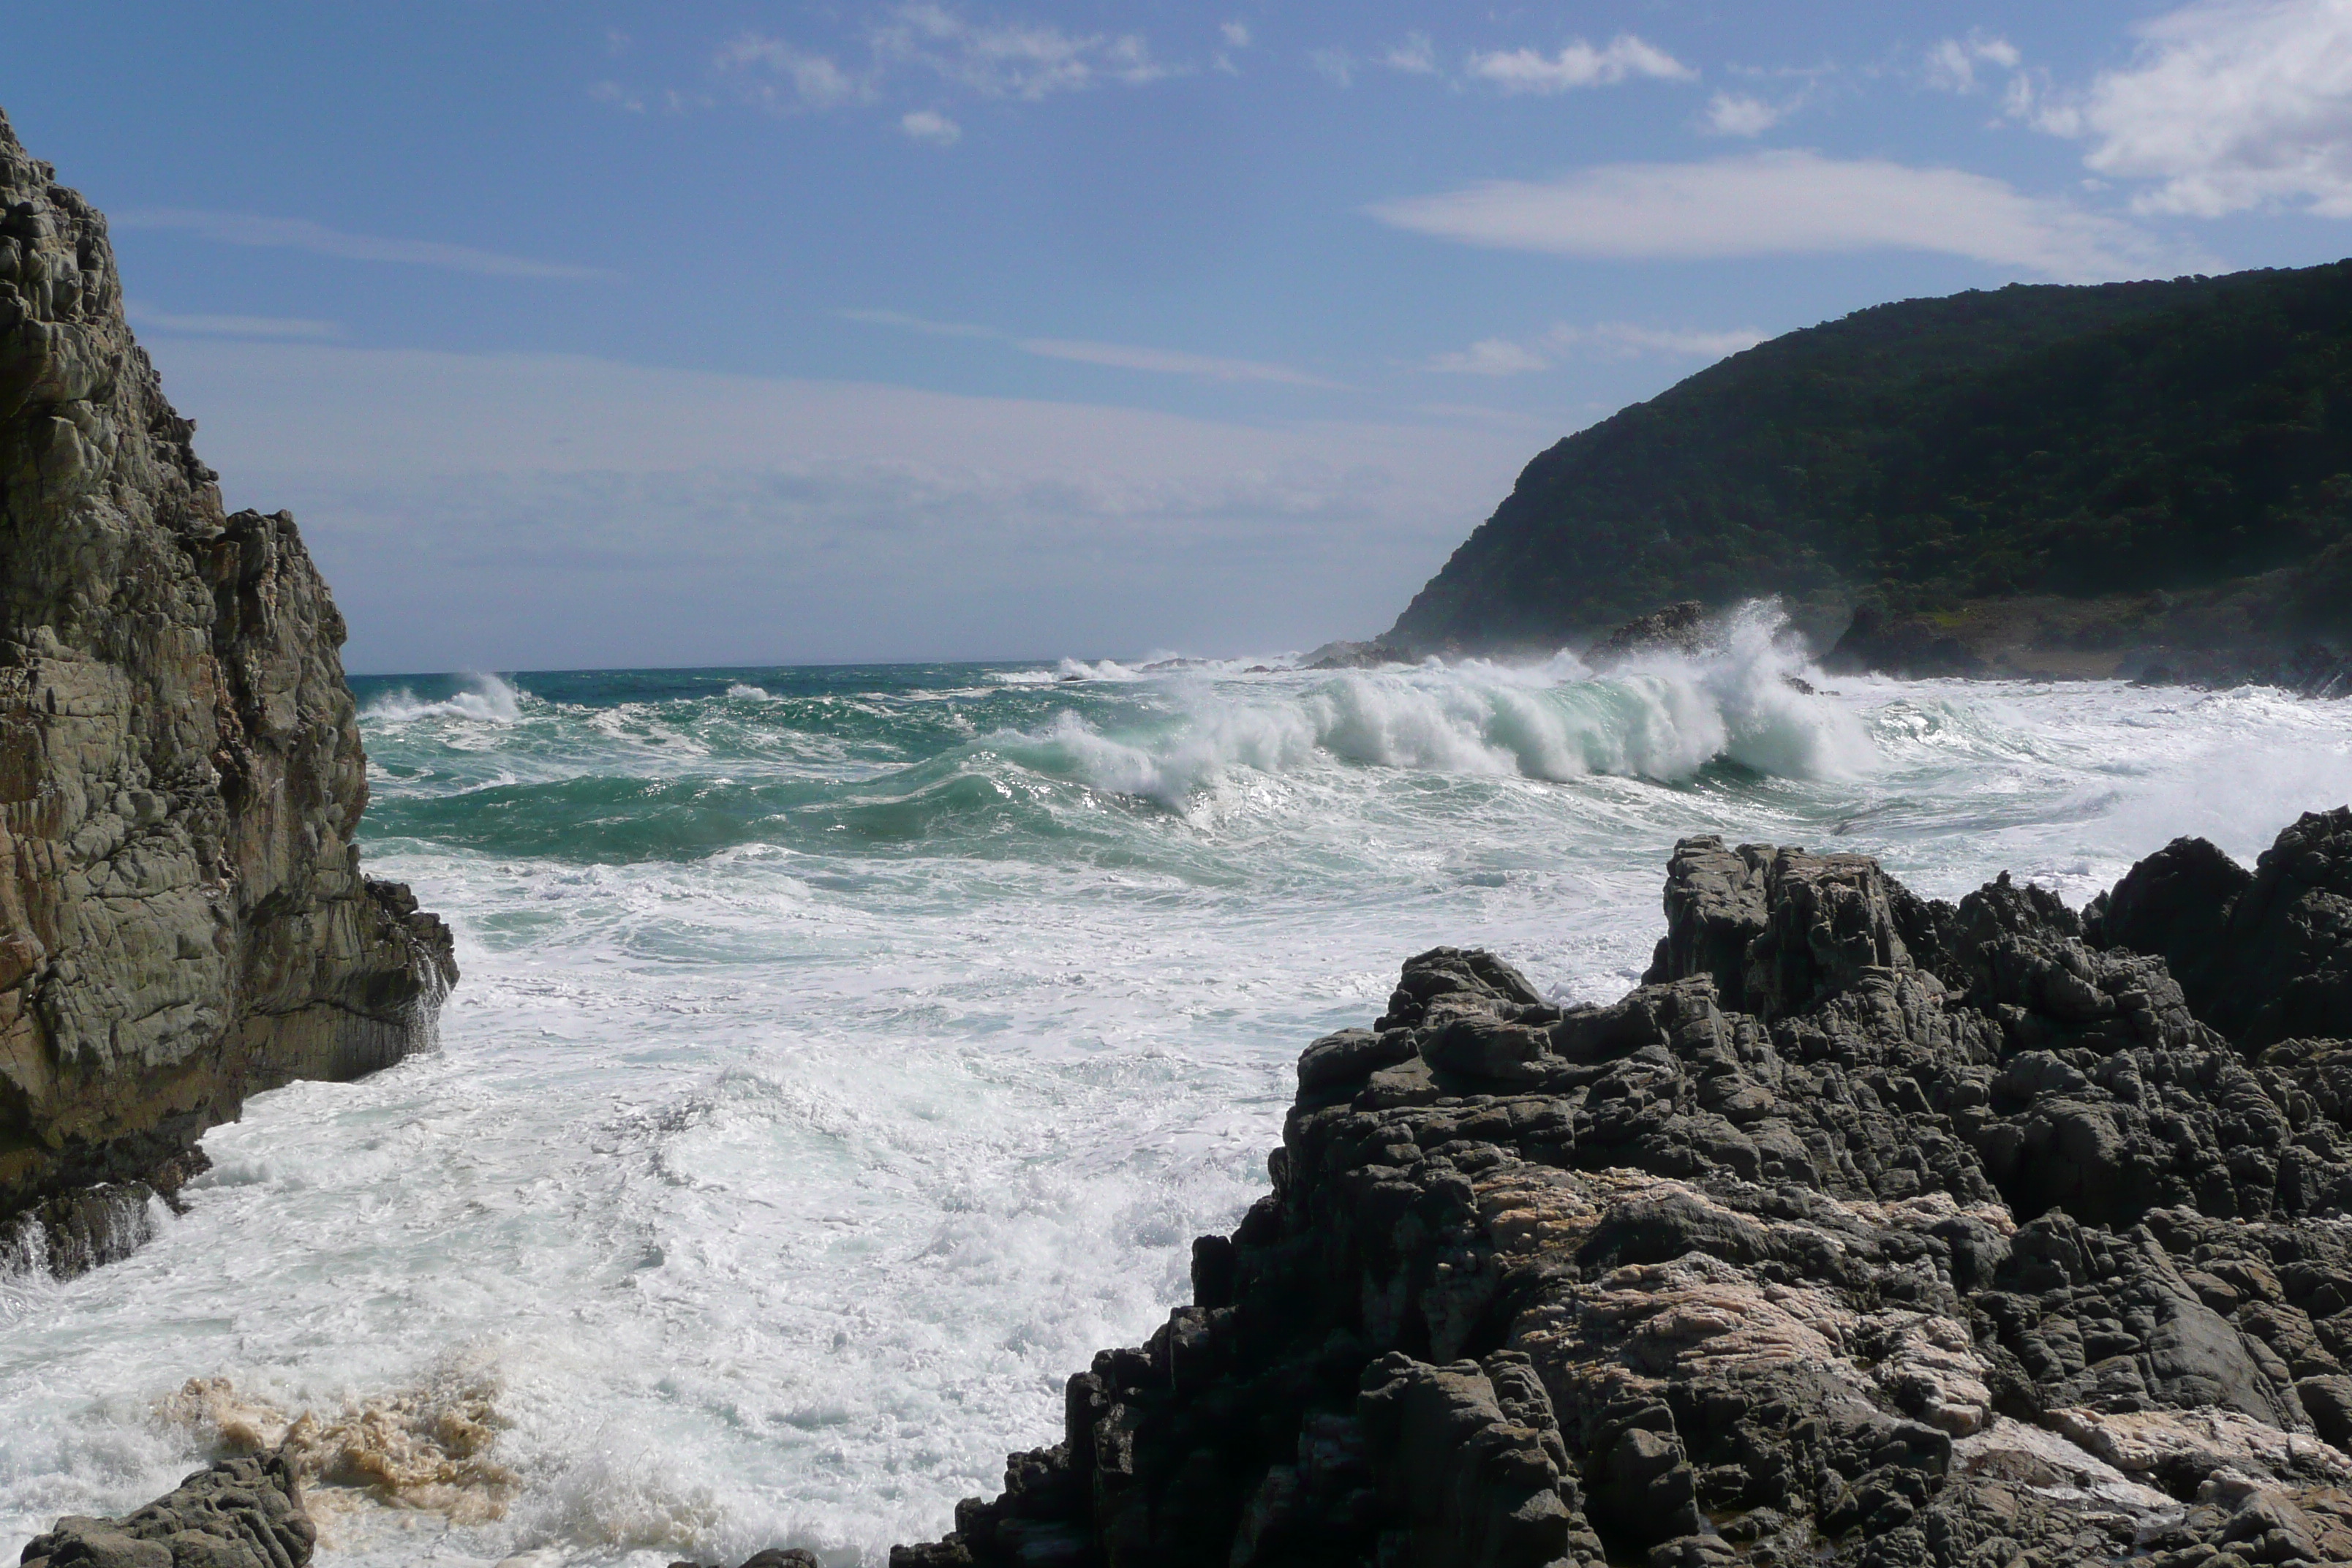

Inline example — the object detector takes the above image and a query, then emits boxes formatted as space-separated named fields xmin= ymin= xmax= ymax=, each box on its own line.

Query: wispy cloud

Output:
xmin=1551 ymin=322 xmax=1766 ymax=358
xmin=1924 ymin=30 xmax=2021 ymax=94
xmin=842 ymin=308 xmax=1340 ymax=387
xmin=2041 ymin=0 xmax=2352 ymax=218
xmin=901 ymin=108 xmax=962 ymax=145
xmin=1466 ymin=35 xmax=1695 ymax=94
xmin=127 ymin=305 xmax=342 ymax=339
xmin=1017 ymin=338 xmax=1341 ymax=387
xmin=1369 ymin=151 xmax=2193 ymax=282
xmin=717 ymin=33 xmax=869 ymax=110
xmin=1220 ymin=21 xmax=1250 ymax=50
xmin=1705 ymin=91 xmax=1789 ymax=137
xmin=1384 ymin=33 xmax=1438 ymax=75
xmin=837 ymin=307 xmax=1000 ymax=338
xmin=144 ymin=339 xmax=1527 ymax=668
xmin=589 ymin=80 xmax=647 ymax=113
xmin=1308 ymin=47 xmax=1354 ymax=88
xmin=1427 ymin=338 xmax=1550 ymax=376
xmin=1426 ymin=321 xmax=1763 ymax=375
xmin=874 ymin=4 xmax=1166 ymax=99
xmin=113 ymin=210 xmax=611 ymax=279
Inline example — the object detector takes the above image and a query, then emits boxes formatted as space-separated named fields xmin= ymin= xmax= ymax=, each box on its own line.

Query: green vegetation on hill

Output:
xmin=1385 ymin=262 xmax=2352 ymax=655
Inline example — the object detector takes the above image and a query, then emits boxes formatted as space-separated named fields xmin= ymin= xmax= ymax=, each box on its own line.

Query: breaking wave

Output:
xmin=363 ymin=672 xmax=527 ymax=725
xmin=993 ymin=606 xmax=1872 ymax=806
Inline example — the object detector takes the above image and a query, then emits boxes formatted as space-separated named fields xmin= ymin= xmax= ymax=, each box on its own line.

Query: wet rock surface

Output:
xmin=18 ymin=1454 xmax=314 ymax=1568
xmin=893 ymin=813 xmax=2352 ymax=1567
xmin=0 ymin=108 xmax=455 ymax=1267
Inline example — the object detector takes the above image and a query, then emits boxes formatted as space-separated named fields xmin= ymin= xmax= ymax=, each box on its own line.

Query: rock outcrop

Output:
xmin=19 ymin=1453 xmax=314 ymax=1568
xmin=892 ymin=813 xmax=2352 ymax=1567
xmin=0 ymin=108 xmax=454 ymax=1273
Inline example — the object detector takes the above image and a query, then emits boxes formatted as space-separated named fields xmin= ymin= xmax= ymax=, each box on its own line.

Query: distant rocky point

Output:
xmin=1376 ymin=263 xmax=2352 ymax=683
xmin=0 ymin=106 xmax=455 ymax=1276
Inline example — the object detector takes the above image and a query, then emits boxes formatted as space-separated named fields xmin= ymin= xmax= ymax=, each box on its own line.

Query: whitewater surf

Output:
xmin=6 ymin=619 xmax=2351 ymax=1565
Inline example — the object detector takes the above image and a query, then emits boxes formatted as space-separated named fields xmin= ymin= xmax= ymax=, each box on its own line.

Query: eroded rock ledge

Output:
xmin=0 ymin=107 xmax=455 ymax=1273
xmin=893 ymin=810 xmax=2352 ymax=1568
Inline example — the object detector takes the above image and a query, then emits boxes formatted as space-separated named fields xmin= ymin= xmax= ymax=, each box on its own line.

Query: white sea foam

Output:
xmin=7 ymin=641 xmax=2352 ymax=1568
xmin=363 ymin=672 xmax=527 ymax=725
xmin=992 ymin=606 xmax=1869 ymax=806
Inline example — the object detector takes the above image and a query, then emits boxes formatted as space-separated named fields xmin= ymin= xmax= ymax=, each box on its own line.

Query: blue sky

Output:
xmin=12 ymin=1 xmax=2352 ymax=670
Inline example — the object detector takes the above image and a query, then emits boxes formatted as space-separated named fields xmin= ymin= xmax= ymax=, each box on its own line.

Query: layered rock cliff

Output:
xmin=892 ymin=812 xmax=2352 ymax=1568
xmin=0 ymin=108 xmax=454 ymax=1273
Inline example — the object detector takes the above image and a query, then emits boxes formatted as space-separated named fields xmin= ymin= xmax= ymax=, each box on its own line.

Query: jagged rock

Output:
xmin=2093 ymin=810 xmax=2352 ymax=1049
xmin=1822 ymin=604 xmax=1990 ymax=679
xmin=891 ymin=814 xmax=2352 ymax=1567
xmin=18 ymin=1453 xmax=313 ymax=1568
xmin=0 ymin=108 xmax=454 ymax=1263
xmin=1586 ymin=601 xmax=1706 ymax=665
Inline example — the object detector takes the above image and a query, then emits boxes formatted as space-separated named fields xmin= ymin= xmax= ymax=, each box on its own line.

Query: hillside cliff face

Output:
xmin=0 ymin=109 xmax=454 ymax=1271
xmin=1384 ymin=265 xmax=2352 ymax=666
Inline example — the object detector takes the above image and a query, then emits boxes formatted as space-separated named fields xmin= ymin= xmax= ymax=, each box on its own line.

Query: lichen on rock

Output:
xmin=0 ymin=106 xmax=455 ymax=1273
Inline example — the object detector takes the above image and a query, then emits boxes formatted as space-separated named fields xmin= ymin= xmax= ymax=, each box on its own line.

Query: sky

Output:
xmin=12 ymin=1 xmax=2352 ymax=671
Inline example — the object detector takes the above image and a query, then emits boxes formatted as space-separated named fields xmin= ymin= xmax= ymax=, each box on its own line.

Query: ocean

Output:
xmin=7 ymin=608 xmax=2352 ymax=1566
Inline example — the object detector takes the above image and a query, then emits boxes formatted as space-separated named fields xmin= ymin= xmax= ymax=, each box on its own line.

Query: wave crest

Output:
xmin=363 ymin=673 xmax=526 ymax=725
xmin=995 ymin=605 xmax=1872 ymax=804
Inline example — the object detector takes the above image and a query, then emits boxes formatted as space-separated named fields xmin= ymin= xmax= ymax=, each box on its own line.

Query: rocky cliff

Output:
xmin=0 ymin=108 xmax=454 ymax=1274
xmin=890 ymin=810 xmax=2352 ymax=1568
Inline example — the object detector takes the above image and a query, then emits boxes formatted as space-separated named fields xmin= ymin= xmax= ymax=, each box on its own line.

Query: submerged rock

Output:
xmin=891 ymin=813 xmax=2352 ymax=1567
xmin=0 ymin=105 xmax=456 ymax=1265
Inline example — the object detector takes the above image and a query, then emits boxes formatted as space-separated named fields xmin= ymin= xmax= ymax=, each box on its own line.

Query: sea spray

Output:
xmin=7 ymin=620 xmax=2352 ymax=1567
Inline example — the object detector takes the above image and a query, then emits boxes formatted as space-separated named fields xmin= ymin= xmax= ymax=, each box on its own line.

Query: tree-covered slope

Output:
xmin=1385 ymin=263 xmax=2352 ymax=655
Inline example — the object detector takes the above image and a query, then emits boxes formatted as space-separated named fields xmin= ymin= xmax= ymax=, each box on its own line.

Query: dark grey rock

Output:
xmin=890 ymin=820 xmax=2352 ymax=1568
xmin=19 ymin=1455 xmax=313 ymax=1568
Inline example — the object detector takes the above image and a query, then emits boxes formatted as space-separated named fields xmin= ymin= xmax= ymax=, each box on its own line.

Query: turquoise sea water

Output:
xmin=7 ymin=614 xmax=2352 ymax=1566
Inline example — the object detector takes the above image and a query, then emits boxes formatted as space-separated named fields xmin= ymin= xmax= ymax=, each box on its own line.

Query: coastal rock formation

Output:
xmin=18 ymin=1454 xmax=313 ymax=1568
xmin=0 ymin=108 xmax=454 ymax=1273
xmin=894 ymin=812 xmax=2352 ymax=1567
xmin=1586 ymin=600 xmax=1708 ymax=665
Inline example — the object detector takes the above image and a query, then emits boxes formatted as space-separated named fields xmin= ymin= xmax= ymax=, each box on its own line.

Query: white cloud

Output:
xmin=1425 ymin=321 xmax=1765 ymax=376
xmin=717 ymin=34 xmax=868 ymax=110
xmin=1221 ymin=21 xmax=1250 ymax=49
xmin=589 ymin=80 xmax=646 ymax=113
xmin=874 ymin=4 xmax=1166 ymax=99
xmin=843 ymin=308 xmax=1339 ymax=386
xmin=139 ymin=339 xmax=1529 ymax=668
xmin=113 ymin=209 xmax=611 ymax=280
xmin=1384 ymin=33 xmax=1438 ymax=75
xmin=1466 ymin=35 xmax=1695 ymax=94
xmin=1014 ymin=339 xmax=1342 ymax=387
xmin=2055 ymin=0 xmax=2352 ymax=217
xmin=1428 ymin=338 xmax=1550 ymax=375
xmin=1368 ymin=151 xmax=2194 ymax=282
xmin=1925 ymin=30 xmax=2021 ymax=94
xmin=127 ymin=306 xmax=342 ymax=339
xmin=1705 ymin=92 xmax=1786 ymax=136
xmin=901 ymin=108 xmax=962 ymax=145
xmin=838 ymin=307 xmax=997 ymax=338
xmin=1548 ymin=322 xmax=1766 ymax=358
xmin=1309 ymin=48 xmax=1354 ymax=87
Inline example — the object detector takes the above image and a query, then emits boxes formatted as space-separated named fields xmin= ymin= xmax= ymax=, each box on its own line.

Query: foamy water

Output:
xmin=6 ymin=619 xmax=2351 ymax=1566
